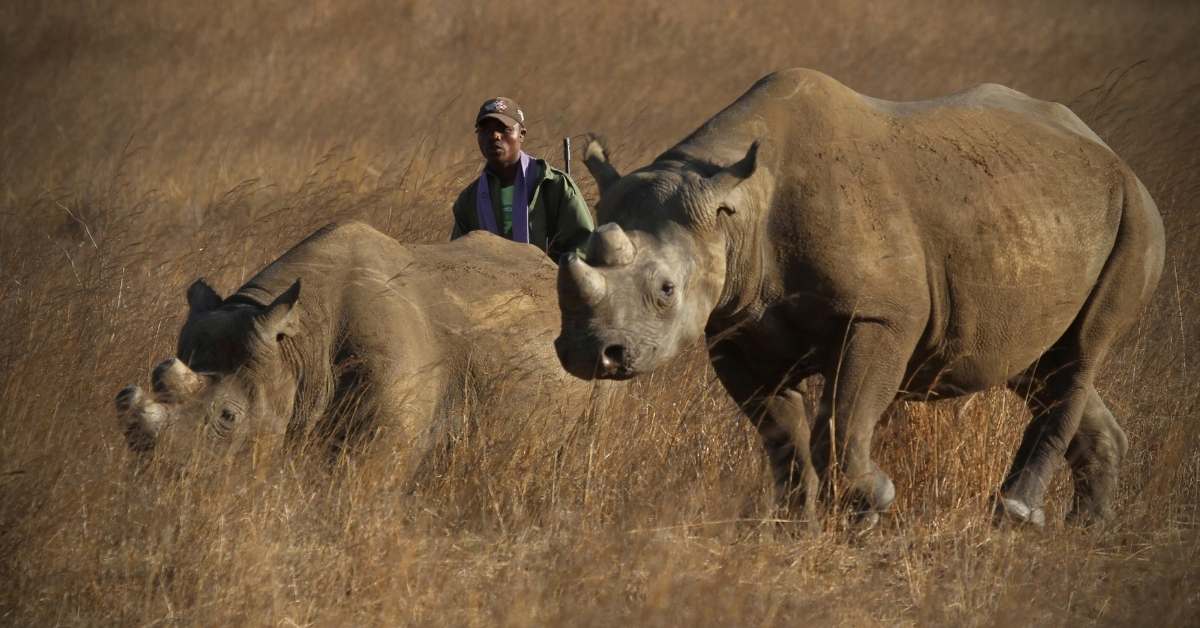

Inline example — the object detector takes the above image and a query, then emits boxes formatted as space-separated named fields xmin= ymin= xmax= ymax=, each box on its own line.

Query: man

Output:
xmin=451 ymin=97 xmax=594 ymax=260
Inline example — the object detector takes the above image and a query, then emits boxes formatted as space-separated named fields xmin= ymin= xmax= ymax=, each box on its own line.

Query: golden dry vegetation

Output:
xmin=2 ymin=1 xmax=1199 ymax=625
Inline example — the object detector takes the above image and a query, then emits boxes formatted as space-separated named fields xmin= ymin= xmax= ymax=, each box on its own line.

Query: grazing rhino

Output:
xmin=117 ymin=221 xmax=604 ymax=475
xmin=556 ymin=68 xmax=1165 ymax=527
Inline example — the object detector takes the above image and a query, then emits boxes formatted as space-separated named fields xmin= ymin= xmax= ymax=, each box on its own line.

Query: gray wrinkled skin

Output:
xmin=556 ymin=68 xmax=1165 ymax=527
xmin=117 ymin=222 xmax=604 ymax=476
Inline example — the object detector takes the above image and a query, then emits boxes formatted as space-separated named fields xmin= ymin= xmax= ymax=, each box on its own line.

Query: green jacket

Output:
xmin=451 ymin=158 xmax=594 ymax=261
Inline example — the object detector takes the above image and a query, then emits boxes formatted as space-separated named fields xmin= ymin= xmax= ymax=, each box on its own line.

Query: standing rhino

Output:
xmin=556 ymin=68 xmax=1165 ymax=527
xmin=117 ymin=222 xmax=604 ymax=475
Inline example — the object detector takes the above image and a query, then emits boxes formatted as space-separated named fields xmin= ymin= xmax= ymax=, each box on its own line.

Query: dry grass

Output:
xmin=2 ymin=1 xmax=1198 ymax=625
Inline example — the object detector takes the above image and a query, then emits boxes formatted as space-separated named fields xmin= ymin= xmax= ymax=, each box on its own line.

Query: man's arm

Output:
xmin=450 ymin=185 xmax=473 ymax=240
xmin=548 ymin=174 xmax=595 ymax=260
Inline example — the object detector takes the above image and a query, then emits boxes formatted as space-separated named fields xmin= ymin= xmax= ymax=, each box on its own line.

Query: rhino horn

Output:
xmin=587 ymin=223 xmax=636 ymax=267
xmin=116 ymin=384 xmax=168 ymax=451
xmin=559 ymin=253 xmax=607 ymax=307
xmin=115 ymin=384 xmax=145 ymax=416
xmin=152 ymin=358 xmax=205 ymax=396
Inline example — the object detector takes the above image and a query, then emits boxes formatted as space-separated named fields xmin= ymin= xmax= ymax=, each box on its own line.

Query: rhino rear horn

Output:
xmin=583 ymin=133 xmax=621 ymax=197
xmin=187 ymin=279 xmax=223 ymax=314
xmin=559 ymin=254 xmax=607 ymax=308
xmin=255 ymin=279 xmax=301 ymax=341
xmin=586 ymin=223 xmax=636 ymax=267
xmin=152 ymin=358 xmax=205 ymax=396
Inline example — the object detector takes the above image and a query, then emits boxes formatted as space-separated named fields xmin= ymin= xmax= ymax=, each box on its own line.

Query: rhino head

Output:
xmin=555 ymin=137 xmax=762 ymax=380
xmin=115 ymin=278 xmax=303 ymax=463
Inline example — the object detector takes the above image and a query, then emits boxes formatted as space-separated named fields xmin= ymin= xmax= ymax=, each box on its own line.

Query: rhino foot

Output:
xmin=841 ymin=471 xmax=894 ymax=534
xmin=993 ymin=497 xmax=1046 ymax=528
xmin=850 ymin=510 xmax=881 ymax=534
xmin=1065 ymin=500 xmax=1115 ymax=528
xmin=872 ymin=474 xmax=896 ymax=511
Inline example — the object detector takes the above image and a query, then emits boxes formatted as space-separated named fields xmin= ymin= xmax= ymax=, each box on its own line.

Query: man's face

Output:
xmin=476 ymin=117 xmax=525 ymax=170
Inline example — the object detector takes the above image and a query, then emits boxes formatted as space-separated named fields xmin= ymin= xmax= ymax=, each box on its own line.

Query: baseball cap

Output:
xmin=475 ymin=96 xmax=525 ymax=128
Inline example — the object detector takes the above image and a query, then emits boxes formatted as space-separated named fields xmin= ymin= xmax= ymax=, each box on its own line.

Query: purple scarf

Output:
xmin=475 ymin=151 xmax=536 ymax=243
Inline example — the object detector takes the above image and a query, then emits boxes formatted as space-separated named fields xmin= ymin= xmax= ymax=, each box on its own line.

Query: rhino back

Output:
xmin=401 ymin=233 xmax=603 ymax=446
xmin=237 ymin=223 xmax=567 ymax=389
xmin=660 ymin=68 xmax=868 ymax=173
xmin=680 ymin=70 xmax=1136 ymax=393
xmin=405 ymin=232 xmax=564 ymax=370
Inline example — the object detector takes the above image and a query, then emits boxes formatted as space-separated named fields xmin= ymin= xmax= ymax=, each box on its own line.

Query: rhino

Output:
xmin=117 ymin=221 xmax=604 ymax=474
xmin=556 ymin=68 xmax=1165 ymax=527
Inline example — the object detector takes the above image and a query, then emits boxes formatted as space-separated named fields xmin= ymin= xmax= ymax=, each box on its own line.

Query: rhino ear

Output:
xmin=583 ymin=133 xmax=622 ymax=197
xmin=708 ymin=141 xmax=759 ymax=195
xmin=187 ymin=279 xmax=223 ymax=314
xmin=704 ymin=141 xmax=761 ymax=220
xmin=256 ymin=279 xmax=301 ymax=341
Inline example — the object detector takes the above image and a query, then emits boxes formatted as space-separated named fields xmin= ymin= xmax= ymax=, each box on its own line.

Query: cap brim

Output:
xmin=476 ymin=112 xmax=521 ymax=128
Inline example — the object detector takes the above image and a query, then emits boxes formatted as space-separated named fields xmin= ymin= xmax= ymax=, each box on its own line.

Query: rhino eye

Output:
xmin=660 ymin=281 xmax=675 ymax=298
xmin=211 ymin=407 xmax=238 ymax=438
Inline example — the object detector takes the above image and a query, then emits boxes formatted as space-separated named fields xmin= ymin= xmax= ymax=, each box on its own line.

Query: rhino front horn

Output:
xmin=152 ymin=358 xmax=205 ymax=397
xmin=115 ymin=384 xmax=168 ymax=452
xmin=559 ymin=253 xmax=607 ymax=307
xmin=587 ymin=223 xmax=636 ymax=267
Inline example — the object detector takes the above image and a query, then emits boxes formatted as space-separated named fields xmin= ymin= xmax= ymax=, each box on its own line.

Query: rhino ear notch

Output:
xmin=583 ymin=133 xmax=622 ymax=197
xmin=187 ymin=279 xmax=223 ymax=314
xmin=256 ymin=279 xmax=302 ymax=342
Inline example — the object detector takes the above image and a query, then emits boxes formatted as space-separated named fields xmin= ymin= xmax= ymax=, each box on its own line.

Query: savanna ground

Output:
xmin=2 ymin=1 xmax=1199 ymax=625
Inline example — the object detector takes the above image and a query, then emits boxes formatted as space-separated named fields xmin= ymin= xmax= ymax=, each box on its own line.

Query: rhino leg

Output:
xmin=711 ymin=343 xmax=819 ymax=526
xmin=1000 ymin=364 xmax=1092 ymax=527
xmin=1002 ymin=379 xmax=1129 ymax=527
xmin=1001 ymin=174 xmax=1158 ymax=527
xmin=1065 ymin=388 xmax=1128 ymax=525
xmin=809 ymin=322 xmax=913 ymax=522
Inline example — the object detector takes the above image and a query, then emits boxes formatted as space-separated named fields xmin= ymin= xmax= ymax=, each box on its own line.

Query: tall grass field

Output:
xmin=2 ymin=1 xmax=1198 ymax=625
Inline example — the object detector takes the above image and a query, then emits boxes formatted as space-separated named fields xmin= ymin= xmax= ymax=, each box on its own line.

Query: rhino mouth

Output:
xmin=554 ymin=334 xmax=641 ymax=381
xmin=590 ymin=362 xmax=637 ymax=381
